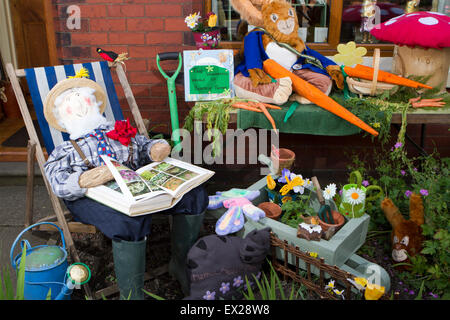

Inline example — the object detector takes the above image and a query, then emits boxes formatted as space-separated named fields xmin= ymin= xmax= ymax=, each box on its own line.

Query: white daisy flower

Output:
xmin=346 ymin=187 xmax=365 ymax=205
xmin=323 ymin=183 xmax=337 ymax=200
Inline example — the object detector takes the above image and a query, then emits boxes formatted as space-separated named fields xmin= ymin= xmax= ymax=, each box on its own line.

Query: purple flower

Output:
xmin=362 ymin=180 xmax=369 ymax=187
xmin=233 ymin=276 xmax=244 ymax=287
xmin=398 ymin=281 xmax=403 ymax=285
xmin=409 ymin=290 xmax=415 ymax=295
xmin=413 ymin=167 xmax=418 ymax=172
xmin=405 ymin=190 xmax=413 ymax=198
xmin=394 ymin=142 xmax=403 ymax=149
xmin=203 ymin=290 xmax=216 ymax=300
xmin=339 ymin=189 xmax=343 ymax=196
xmin=400 ymin=170 xmax=406 ymax=176
xmin=420 ymin=189 xmax=429 ymax=196
xmin=219 ymin=282 xmax=230 ymax=294
xmin=429 ymin=292 xmax=439 ymax=298
xmin=277 ymin=169 xmax=291 ymax=183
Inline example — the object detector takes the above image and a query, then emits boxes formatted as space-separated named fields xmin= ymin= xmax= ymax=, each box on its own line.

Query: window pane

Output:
xmin=340 ymin=0 xmax=449 ymax=44
xmin=212 ymin=0 xmax=331 ymax=43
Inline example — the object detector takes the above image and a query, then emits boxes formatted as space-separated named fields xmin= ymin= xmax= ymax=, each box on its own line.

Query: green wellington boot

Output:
xmin=169 ymin=212 xmax=205 ymax=296
xmin=112 ymin=238 xmax=146 ymax=300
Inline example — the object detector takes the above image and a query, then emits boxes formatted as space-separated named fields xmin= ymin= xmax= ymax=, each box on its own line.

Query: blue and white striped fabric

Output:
xmin=24 ymin=61 xmax=124 ymax=155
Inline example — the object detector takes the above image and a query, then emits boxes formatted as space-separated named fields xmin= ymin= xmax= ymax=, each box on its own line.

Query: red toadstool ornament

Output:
xmin=370 ymin=11 xmax=450 ymax=92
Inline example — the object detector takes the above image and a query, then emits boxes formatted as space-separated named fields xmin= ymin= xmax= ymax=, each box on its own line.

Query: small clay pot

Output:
xmin=258 ymin=202 xmax=282 ymax=220
xmin=318 ymin=210 xmax=345 ymax=233
xmin=271 ymin=148 xmax=295 ymax=176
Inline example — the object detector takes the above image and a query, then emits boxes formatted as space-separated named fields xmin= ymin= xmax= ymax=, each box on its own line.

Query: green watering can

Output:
xmin=339 ymin=170 xmax=383 ymax=219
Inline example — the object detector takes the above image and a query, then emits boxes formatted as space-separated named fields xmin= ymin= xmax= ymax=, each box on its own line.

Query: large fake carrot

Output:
xmin=263 ymin=59 xmax=379 ymax=137
xmin=344 ymin=64 xmax=433 ymax=90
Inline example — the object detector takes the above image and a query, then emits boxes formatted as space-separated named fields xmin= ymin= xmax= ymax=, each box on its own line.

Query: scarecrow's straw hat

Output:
xmin=43 ymin=76 xmax=107 ymax=133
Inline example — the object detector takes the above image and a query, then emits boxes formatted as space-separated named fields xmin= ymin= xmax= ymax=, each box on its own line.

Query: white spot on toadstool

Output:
xmin=385 ymin=19 xmax=397 ymax=26
xmin=428 ymin=12 xmax=446 ymax=16
xmin=418 ymin=17 xmax=439 ymax=25
xmin=407 ymin=13 xmax=420 ymax=17
xmin=344 ymin=7 xmax=355 ymax=13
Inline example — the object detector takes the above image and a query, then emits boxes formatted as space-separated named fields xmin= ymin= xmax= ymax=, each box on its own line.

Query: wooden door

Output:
xmin=10 ymin=0 xmax=57 ymax=69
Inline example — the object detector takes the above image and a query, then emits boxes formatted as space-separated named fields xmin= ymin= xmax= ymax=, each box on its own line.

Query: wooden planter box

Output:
xmin=207 ymin=176 xmax=391 ymax=292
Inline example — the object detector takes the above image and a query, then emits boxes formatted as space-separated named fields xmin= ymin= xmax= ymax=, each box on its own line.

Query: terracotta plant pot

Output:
xmin=318 ymin=210 xmax=345 ymax=233
xmin=271 ymin=148 xmax=295 ymax=176
xmin=258 ymin=202 xmax=282 ymax=220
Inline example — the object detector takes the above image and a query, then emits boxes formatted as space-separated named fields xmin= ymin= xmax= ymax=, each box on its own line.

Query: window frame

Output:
xmin=205 ymin=0 xmax=395 ymax=57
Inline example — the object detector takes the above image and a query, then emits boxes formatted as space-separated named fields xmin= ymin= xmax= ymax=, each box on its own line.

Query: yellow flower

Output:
xmin=371 ymin=122 xmax=381 ymax=128
xmin=208 ymin=14 xmax=217 ymax=28
xmin=266 ymin=175 xmax=276 ymax=190
xmin=354 ymin=277 xmax=368 ymax=288
xmin=365 ymin=283 xmax=385 ymax=300
xmin=281 ymin=196 xmax=292 ymax=204
xmin=309 ymin=252 xmax=318 ymax=258
xmin=334 ymin=41 xmax=367 ymax=67
xmin=68 ymin=67 xmax=89 ymax=79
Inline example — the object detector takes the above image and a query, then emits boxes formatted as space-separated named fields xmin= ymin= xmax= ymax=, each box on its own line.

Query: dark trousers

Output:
xmin=64 ymin=185 xmax=208 ymax=241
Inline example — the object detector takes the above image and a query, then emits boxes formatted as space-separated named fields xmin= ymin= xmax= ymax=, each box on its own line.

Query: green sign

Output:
xmin=189 ymin=65 xmax=229 ymax=95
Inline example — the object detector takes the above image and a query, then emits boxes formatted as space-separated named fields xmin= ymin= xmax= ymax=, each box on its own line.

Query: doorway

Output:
xmin=0 ymin=0 xmax=57 ymax=161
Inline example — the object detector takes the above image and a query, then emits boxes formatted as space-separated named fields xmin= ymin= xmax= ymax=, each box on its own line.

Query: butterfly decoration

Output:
xmin=279 ymin=174 xmax=304 ymax=196
xmin=207 ymin=189 xmax=266 ymax=236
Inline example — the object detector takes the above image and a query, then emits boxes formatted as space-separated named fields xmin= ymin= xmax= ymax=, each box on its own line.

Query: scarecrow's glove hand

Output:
xmin=326 ymin=65 xmax=344 ymax=90
xmin=79 ymin=165 xmax=114 ymax=188
xmin=248 ymin=68 xmax=273 ymax=87
xmin=150 ymin=142 xmax=171 ymax=162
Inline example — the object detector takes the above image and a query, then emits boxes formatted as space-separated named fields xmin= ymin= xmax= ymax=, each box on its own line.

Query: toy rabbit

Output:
xmin=232 ymin=0 xmax=344 ymax=105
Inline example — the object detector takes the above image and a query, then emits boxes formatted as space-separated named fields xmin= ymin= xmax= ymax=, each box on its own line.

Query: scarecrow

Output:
xmin=43 ymin=71 xmax=208 ymax=299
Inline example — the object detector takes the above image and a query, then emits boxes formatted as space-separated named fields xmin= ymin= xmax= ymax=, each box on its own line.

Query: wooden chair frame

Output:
xmin=6 ymin=62 xmax=150 ymax=299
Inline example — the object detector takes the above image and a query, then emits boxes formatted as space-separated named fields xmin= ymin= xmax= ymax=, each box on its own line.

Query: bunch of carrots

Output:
xmin=231 ymin=100 xmax=281 ymax=132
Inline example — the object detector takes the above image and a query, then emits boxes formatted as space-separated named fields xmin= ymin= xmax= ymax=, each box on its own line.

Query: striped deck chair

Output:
xmin=6 ymin=61 xmax=149 ymax=299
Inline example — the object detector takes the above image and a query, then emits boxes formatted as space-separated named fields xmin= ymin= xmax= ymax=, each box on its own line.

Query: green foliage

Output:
xmin=280 ymin=192 xmax=315 ymax=228
xmin=347 ymin=130 xmax=450 ymax=298
xmin=183 ymin=98 xmax=236 ymax=156
xmin=242 ymin=261 xmax=306 ymax=300
xmin=1 ymin=246 xmax=26 ymax=300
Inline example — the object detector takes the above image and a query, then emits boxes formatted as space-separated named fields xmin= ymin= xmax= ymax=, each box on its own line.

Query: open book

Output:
xmin=85 ymin=155 xmax=215 ymax=216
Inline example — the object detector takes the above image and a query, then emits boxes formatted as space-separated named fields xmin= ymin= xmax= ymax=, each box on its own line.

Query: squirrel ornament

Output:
xmin=380 ymin=193 xmax=425 ymax=270
xmin=232 ymin=0 xmax=344 ymax=105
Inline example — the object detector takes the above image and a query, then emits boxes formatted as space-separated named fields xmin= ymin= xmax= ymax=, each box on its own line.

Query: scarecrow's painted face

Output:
xmin=56 ymin=87 xmax=100 ymax=124
xmin=53 ymin=86 xmax=107 ymax=139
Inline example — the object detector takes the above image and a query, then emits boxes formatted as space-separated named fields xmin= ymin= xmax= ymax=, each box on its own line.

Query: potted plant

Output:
xmin=265 ymin=169 xmax=312 ymax=206
xmin=185 ymin=12 xmax=220 ymax=50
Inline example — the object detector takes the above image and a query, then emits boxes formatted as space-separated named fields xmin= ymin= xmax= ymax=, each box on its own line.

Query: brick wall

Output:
xmin=52 ymin=0 xmax=202 ymax=133
xmin=51 ymin=0 xmax=450 ymax=173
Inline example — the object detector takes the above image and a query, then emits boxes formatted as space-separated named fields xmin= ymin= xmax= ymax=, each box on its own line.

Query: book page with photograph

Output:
xmin=101 ymin=155 xmax=166 ymax=201
xmin=136 ymin=157 xmax=214 ymax=198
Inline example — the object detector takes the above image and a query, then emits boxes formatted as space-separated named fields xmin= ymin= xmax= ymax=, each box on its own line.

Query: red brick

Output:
xmin=131 ymin=85 xmax=151 ymax=97
xmin=71 ymin=33 xmax=108 ymax=45
xmin=62 ymin=46 xmax=92 ymax=58
xmin=127 ymin=18 xmax=164 ymax=31
xmin=109 ymin=32 xmax=145 ymax=45
xmin=122 ymin=59 xmax=147 ymax=72
xmin=145 ymin=4 xmax=182 ymax=17
xmin=108 ymin=4 xmax=146 ymax=17
xmin=127 ymin=71 xmax=161 ymax=84
xmin=53 ymin=18 xmax=89 ymax=33
xmin=146 ymin=32 xmax=182 ymax=45
xmin=89 ymin=18 xmax=126 ymax=32
xmin=78 ymin=5 xmax=107 ymax=18
xmin=164 ymin=17 xmax=187 ymax=31
xmin=85 ymin=0 xmax=124 ymax=3
xmin=128 ymin=46 xmax=158 ymax=58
